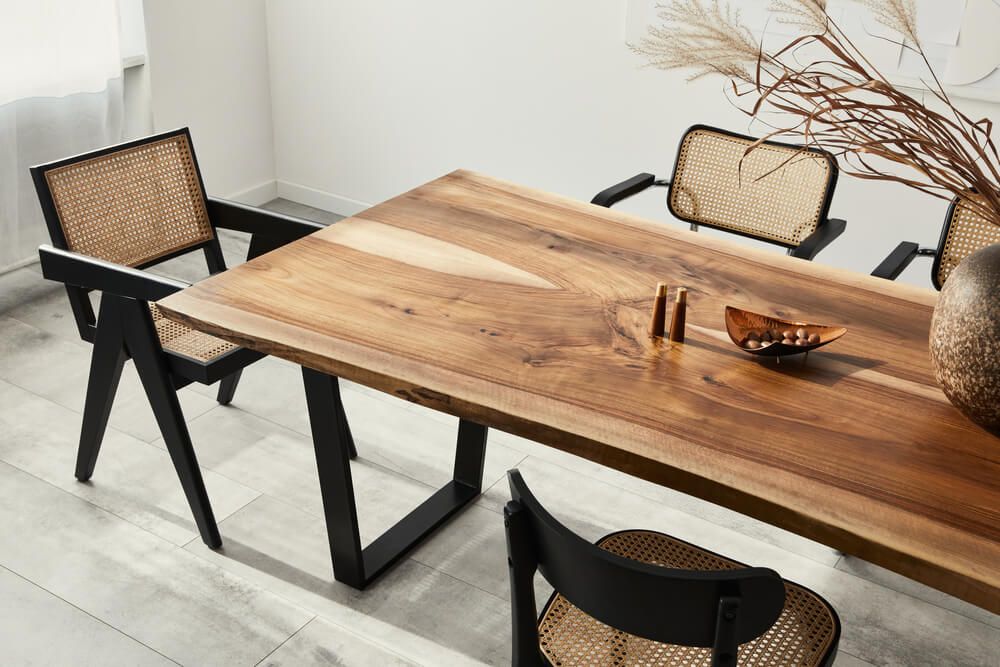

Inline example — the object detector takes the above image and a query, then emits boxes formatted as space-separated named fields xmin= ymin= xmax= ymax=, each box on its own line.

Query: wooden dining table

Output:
xmin=157 ymin=170 xmax=1000 ymax=612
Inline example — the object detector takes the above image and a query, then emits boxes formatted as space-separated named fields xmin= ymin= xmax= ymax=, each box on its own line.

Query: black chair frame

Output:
xmin=32 ymin=129 xmax=356 ymax=548
xmin=591 ymin=125 xmax=847 ymax=261
xmin=871 ymin=195 xmax=961 ymax=289
xmin=503 ymin=470 xmax=841 ymax=667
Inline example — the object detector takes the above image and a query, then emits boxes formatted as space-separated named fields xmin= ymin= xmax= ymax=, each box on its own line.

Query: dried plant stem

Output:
xmin=632 ymin=0 xmax=1000 ymax=225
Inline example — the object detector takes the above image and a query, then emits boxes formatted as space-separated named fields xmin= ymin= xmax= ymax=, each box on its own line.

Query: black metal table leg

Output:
xmin=301 ymin=367 xmax=488 ymax=589
xmin=302 ymin=368 xmax=365 ymax=586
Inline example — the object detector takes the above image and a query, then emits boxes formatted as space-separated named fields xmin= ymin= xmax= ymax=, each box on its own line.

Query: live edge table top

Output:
xmin=157 ymin=169 xmax=1000 ymax=613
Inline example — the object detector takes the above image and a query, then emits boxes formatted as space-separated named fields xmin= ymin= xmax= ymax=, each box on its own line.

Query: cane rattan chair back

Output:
xmin=668 ymin=126 xmax=838 ymax=247
xmin=39 ymin=130 xmax=215 ymax=268
xmin=503 ymin=470 xmax=841 ymax=667
xmin=32 ymin=129 xmax=227 ymax=345
xmin=934 ymin=192 xmax=1000 ymax=288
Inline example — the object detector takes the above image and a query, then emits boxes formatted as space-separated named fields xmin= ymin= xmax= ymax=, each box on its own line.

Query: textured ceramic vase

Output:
xmin=929 ymin=243 xmax=1000 ymax=436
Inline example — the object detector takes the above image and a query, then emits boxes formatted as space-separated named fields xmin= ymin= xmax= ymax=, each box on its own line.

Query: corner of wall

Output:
xmin=227 ymin=180 xmax=279 ymax=206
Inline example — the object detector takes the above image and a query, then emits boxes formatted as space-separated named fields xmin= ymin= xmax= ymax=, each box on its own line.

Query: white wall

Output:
xmin=143 ymin=0 xmax=276 ymax=203
xmin=263 ymin=0 xmax=999 ymax=289
xmin=122 ymin=64 xmax=153 ymax=140
xmin=120 ymin=0 xmax=153 ymax=141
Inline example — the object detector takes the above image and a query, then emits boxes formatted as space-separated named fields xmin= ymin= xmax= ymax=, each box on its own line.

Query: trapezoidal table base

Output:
xmin=301 ymin=367 xmax=488 ymax=589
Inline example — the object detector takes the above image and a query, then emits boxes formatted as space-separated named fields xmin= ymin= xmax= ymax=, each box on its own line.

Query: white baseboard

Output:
xmin=276 ymin=180 xmax=372 ymax=217
xmin=226 ymin=180 xmax=279 ymax=206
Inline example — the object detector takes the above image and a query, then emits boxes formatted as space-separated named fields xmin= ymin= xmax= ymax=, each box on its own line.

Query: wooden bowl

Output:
xmin=724 ymin=306 xmax=847 ymax=357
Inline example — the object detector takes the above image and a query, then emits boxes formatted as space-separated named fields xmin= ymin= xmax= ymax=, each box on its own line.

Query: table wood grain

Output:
xmin=158 ymin=170 xmax=1000 ymax=612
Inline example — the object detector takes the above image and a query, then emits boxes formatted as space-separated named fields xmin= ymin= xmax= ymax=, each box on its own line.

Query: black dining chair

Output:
xmin=872 ymin=192 xmax=1000 ymax=288
xmin=31 ymin=128 xmax=356 ymax=548
xmin=591 ymin=125 xmax=846 ymax=260
xmin=503 ymin=470 xmax=840 ymax=666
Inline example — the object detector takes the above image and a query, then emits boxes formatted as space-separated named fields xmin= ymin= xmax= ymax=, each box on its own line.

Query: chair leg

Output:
xmin=75 ymin=298 xmax=128 ymax=482
xmin=216 ymin=369 xmax=242 ymax=405
xmin=117 ymin=296 xmax=222 ymax=549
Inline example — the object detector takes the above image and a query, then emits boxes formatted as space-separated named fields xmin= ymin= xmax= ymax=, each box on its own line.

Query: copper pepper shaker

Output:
xmin=668 ymin=287 xmax=687 ymax=343
xmin=649 ymin=282 xmax=667 ymax=338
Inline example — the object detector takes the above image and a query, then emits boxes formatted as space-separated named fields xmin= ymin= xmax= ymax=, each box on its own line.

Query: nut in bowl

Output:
xmin=724 ymin=306 xmax=847 ymax=358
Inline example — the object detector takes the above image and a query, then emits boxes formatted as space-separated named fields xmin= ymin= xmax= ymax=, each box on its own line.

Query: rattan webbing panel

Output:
xmin=149 ymin=303 xmax=238 ymax=362
xmin=44 ymin=134 xmax=214 ymax=267
xmin=670 ymin=129 xmax=833 ymax=246
xmin=537 ymin=530 xmax=837 ymax=666
xmin=938 ymin=194 xmax=1000 ymax=286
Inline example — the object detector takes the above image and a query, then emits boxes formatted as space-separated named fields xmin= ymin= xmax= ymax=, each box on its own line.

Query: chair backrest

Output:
xmin=31 ymin=128 xmax=224 ymax=342
xmin=504 ymin=470 xmax=785 ymax=659
xmin=933 ymin=192 xmax=1000 ymax=289
xmin=31 ymin=128 xmax=216 ymax=268
xmin=667 ymin=125 xmax=838 ymax=248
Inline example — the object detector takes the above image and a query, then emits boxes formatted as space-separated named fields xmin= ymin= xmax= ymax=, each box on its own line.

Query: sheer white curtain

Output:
xmin=0 ymin=0 xmax=123 ymax=272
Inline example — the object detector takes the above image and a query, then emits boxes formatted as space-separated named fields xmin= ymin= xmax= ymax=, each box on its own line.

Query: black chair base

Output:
xmin=78 ymin=294 xmax=223 ymax=547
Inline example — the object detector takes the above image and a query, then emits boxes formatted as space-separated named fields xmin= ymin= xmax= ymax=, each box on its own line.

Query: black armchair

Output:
xmin=591 ymin=125 xmax=847 ymax=261
xmin=504 ymin=469 xmax=841 ymax=667
xmin=31 ymin=128 xmax=355 ymax=548
xmin=872 ymin=193 xmax=1000 ymax=289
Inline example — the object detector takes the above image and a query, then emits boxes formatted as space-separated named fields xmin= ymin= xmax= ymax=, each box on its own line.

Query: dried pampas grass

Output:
xmin=632 ymin=0 xmax=1000 ymax=225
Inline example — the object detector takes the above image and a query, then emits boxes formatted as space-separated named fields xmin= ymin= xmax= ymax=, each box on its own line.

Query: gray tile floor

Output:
xmin=0 ymin=199 xmax=997 ymax=666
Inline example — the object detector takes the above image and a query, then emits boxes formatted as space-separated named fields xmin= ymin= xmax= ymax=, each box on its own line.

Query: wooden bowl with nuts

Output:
xmin=724 ymin=306 xmax=847 ymax=357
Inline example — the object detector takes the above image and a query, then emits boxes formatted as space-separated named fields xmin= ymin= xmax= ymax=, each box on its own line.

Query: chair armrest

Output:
xmin=591 ymin=173 xmax=658 ymax=208
xmin=790 ymin=218 xmax=847 ymax=260
xmin=207 ymin=197 xmax=326 ymax=260
xmin=207 ymin=197 xmax=325 ymax=238
xmin=38 ymin=245 xmax=188 ymax=301
xmin=871 ymin=242 xmax=934 ymax=280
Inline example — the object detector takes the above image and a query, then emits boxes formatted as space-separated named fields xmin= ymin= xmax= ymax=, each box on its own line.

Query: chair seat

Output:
xmin=149 ymin=303 xmax=240 ymax=363
xmin=537 ymin=530 xmax=838 ymax=666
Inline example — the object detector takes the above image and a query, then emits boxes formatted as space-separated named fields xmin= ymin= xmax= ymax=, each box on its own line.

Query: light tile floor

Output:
xmin=0 ymin=200 xmax=997 ymax=666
